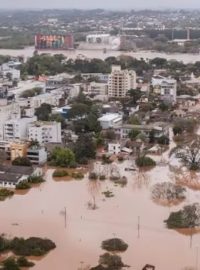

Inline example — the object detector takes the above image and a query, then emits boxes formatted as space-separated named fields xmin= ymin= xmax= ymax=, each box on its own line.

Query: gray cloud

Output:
xmin=0 ymin=0 xmax=200 ymax=9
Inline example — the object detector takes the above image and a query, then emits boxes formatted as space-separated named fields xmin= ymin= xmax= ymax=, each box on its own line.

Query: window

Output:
xmin=164 ymin=89 xmax=170 ymax=95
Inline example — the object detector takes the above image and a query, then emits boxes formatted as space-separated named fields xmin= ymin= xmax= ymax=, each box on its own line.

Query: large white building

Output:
xmin=0 ymin=102 xmax=21 ymax=140
xmin=28 ymin=121 xmax=62 ymax=144
xmin=108 ymin=65 xmax=137 ymax=98
xmin=4 ymin=116 xmax=37 ymax=141
xmin=98 ymin=113 xmax=122 ymax=129
xmin=19 ymin=91 xmax=63 ymax=109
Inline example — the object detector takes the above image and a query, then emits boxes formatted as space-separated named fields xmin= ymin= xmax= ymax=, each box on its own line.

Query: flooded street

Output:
xmin=1 ymin=162 xmax=200 ymax=270
xmin=1 ymin=46 xmax=200 ymax=63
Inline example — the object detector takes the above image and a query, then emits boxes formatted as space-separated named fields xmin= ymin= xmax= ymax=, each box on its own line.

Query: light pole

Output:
xmin=196 ymin=246 xmax=199 ymax=270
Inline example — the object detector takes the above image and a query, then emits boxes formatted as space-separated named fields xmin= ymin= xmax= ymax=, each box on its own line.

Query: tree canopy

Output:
xmin=50 ymin=147 xmax=76 ymax=168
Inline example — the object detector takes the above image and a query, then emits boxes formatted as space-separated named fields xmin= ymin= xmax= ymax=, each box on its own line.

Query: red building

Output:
xmin=35 ymin=34 xmax=74 ymax=50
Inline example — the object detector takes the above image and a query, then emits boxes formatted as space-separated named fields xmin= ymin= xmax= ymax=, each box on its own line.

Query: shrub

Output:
xmin=99 ymin=253 xmax=125 ymax=269
xmin=165 ymin=203 xmax=200 ymax=229
xmin=157 ymin=135 xmax=169 ymax=145
xmin=135 ymin=156 xmax=156 ymax=168
xmin=102 ymin=191 xmax=114 ymax=198
xmin=173 ymin=125 xmax=183 ymax=136
xmin=78 ymin=157 xmax=88 ymax=165
xmin=0 ymin=188 xmax=14 ymax=201
xmin=102 ymin=155 xmax=112 ymax=164
xmin=10 ymin=237 xmax=56 ymax=256
xmin=2 ymin=257 xmax=20 ymax=270
xmin=101 ymin=238 xmax=128 ymax=252
xmin=90 ymin=253 xmax=127 ymax=270
xmin=20 ymin=87 xmax=42 ymax=98
xmin=53 ymin=170 xmax=69 ymax=177
xmin=99 ymin=175 xmax=106 ymax=181
xmin=71 ymin=171 xmax=84 ymax=179
xmin=28 ymin=176 xmax=45 ymax=184
xmin=89 ymin=172 xmax=98 ymax=180
xmin=128 ymin=129 xmax=141 ymax=140
xmin=118 ymin=156 xmax=124 ymax=162
xmin=12 ymin=157 xmax=32 ymax=167
xmin=116 ymin=176 xmax=128 ymax=186
xmin=110 ymin=176 xmax=120 ymax=181
xmin=16 ymin=180 xmax=31 ymax=190
xmin=17 ymin=256 xmax=35 ymax=267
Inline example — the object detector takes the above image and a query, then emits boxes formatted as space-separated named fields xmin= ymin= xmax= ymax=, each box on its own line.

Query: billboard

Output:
xmin=35 ymin=34 xmax=74 ymax=50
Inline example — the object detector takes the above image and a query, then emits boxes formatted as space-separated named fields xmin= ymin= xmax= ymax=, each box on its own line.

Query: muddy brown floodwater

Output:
xmin=1 ymin=162 xmax=200 ymax=270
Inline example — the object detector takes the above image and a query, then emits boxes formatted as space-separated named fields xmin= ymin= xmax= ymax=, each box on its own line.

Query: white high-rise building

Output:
xmin=4 ymin=116 xmax=37 ymax=141
xmin=160 ymin=79 xmax=177 ymax=104
xmin=0 ymin=102 xmax=21 ymax=140
xmin=28 ymin=121 xmax=62 ymax=144
xmin=108 ymin=65 xmax=137 ymax=98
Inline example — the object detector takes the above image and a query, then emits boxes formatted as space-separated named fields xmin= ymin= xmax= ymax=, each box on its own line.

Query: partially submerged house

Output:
xmin=0 ymin=165 xmax=42 ymax=188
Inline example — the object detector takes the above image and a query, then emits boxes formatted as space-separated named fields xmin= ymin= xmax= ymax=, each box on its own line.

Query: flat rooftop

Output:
xmin=98 ymin=113 xmax=122 ymax=122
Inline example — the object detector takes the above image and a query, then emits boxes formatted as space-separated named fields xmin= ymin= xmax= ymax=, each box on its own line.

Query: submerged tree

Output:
xmin=165 ymin=203 xmax=200 ymax=229
xmin=171 ymin=137 xmax=200 ymax=170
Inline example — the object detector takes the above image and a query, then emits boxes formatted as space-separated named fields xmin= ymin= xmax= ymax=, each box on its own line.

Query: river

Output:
xmin=1 ymin=160 xmax=200 ymax=270
xmin=1 ymin=46 xmax=200 ymax=63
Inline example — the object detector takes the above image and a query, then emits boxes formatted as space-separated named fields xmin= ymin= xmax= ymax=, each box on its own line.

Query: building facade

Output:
xmin=108 ymin=65 xmax=137 ymax=98
xmin=27 ymin=147 xmax=47 ymax=165
xmin=86 ymin=82 xmax=108 ymax=96
xmin=115 ymin=123 xmax=169 ymax=139
xmin=10 ymin=141 xmax=29 ymax=161
xmin=98 ymin=113 xmax=123 ymax=129
xmin=35 ymin=34 xmax=74 ymax=50
xmin=28 ymin=121 xmax=62 ymax=144
xmin=4 ymin=116 xmax=37 ymax=141
xmin=0 ymin=102 xmax=21 ymax=140
xmin=160 ymin=79 xmax=177 ymax=104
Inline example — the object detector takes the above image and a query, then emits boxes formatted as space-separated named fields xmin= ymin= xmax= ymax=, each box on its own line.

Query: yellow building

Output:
xmin=10 ymin=142 xmax=29 ymax=161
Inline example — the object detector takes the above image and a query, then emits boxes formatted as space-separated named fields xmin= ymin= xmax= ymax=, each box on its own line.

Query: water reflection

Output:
xmin=133 ymin=170 xmax=151 ymax=190
xmin=87 ymin=179 xmax=101 ymax=210
xmin=171 ymin=167 xmax=200 ymax=190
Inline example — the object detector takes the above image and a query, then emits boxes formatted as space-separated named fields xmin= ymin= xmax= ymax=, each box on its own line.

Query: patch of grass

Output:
xmin=0 ymin=188 xmax=14 ymax=201
xmin=71 ymin=171 xmax=84 ymax=180
xmin=15 ymin=180 xmax=31 ymax=190
xmin=102 ymin=190 xmax=114 ymax=198
xmin=53 ymin=169 xmax=69 ymax=177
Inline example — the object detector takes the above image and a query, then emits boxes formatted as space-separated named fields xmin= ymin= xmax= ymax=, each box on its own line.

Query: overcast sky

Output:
xmin=0 ymin=0 xmax=200 ymax=9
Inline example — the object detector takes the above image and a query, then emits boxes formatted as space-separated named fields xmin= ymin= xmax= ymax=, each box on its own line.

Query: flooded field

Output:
xmin=1 ymin=46 xmax=200 ymax=63
xmin=1 ymin=159 xmax=200 ymax=270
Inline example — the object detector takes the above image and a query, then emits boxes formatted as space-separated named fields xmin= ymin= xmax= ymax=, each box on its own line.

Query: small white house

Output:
xmin=108 ymin=143 xmax=121 ymax=155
